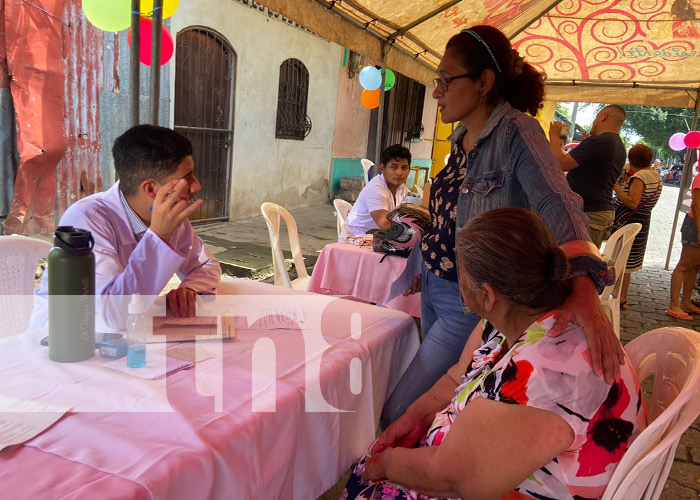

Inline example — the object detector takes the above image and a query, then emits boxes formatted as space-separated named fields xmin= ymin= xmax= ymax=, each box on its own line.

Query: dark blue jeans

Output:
xmin=380 ymin=264 xmax=480 ymax=427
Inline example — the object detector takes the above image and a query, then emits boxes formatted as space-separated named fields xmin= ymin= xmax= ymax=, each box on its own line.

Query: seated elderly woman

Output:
xmin=343 ymin=208 xmax=647 ymax=500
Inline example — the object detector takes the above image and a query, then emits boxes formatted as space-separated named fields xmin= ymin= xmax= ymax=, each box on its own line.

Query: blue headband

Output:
xmin=461 ymin=29 xmax=502 ymax=73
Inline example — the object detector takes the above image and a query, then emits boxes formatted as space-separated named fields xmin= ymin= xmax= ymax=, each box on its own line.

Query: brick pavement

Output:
xmin=622 ymin=183 xmax=700 ymax=499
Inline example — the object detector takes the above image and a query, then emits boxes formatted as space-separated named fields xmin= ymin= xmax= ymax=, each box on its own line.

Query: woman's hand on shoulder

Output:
xmin=549 ymin=275 xmax=625 ymax=384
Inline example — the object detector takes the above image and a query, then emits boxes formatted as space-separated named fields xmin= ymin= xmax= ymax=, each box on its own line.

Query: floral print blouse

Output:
xmin=343 ymin=312 xmax=647 ymax=500
xmin=421 ymin=140 xmax=467 ymax=283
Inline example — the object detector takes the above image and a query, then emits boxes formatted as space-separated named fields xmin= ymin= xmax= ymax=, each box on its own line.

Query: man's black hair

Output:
xmin=380 ymin=144 xmax=412 ymax=166
xmin=112 ymin=124 xmax=193 ymax=196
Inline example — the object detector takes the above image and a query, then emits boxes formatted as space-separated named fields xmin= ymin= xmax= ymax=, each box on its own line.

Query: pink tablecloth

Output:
xmin=0 ymin=279 xmax=420 ymax=500
xmin=307 ymin=243 xmax=421 ymax=317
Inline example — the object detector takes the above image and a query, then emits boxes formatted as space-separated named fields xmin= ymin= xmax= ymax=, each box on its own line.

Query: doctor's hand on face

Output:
xmin=149 ymin=178 xmax=204 ymax=244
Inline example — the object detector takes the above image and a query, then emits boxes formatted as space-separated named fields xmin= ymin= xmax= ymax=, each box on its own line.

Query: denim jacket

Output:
xmin=451 ymin=101 xmax=611 ymax=291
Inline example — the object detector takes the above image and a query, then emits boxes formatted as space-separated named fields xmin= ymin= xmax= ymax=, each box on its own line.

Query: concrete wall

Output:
xmin=411 ymin=87 xmax=438 ymax=163
xmin=329 ymin=83 xmax=439 ymax=196
xmin=99 ymin=28 xmax=170 ymax=195
xmin=331 ymin=53 xmax=373 ymax=159
xmin=169 ymin=0 xmax=341 ymax=219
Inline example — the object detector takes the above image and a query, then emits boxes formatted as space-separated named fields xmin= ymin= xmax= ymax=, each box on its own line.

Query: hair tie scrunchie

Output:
xmin=544 ymin=248 xmax=569 ymax=281
xmin=461 ymin=29 xmax=502 ymax=73
xmin=511 ymin=49 xmax=524 ymax=76
xmin=544 ymin=251 xmax=556 ymax=281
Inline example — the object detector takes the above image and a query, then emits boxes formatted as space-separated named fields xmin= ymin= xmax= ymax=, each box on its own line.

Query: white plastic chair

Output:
xmin=360 ymin=158 xmax=374 ymax=186
xmin=602 ymin=327 xmax=700 ymax=500
xmin=600 ymin=223 xmax=642 ymax=338
xmin=260 ymin=202 xmax=311 ymax=290
xmin=333 ymin=199 xmax=352 ymax=240
xmin=0 ymin=235 xmax=52 ymax=337
xmin=415 ymin=184 xmax=423 ymax=198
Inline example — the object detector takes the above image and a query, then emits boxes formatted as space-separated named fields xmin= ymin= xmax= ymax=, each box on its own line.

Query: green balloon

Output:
xmin=83 ymin=0 xmax=131 ymax=32
xmin=383 ymin=69 xmax=396 ymax=91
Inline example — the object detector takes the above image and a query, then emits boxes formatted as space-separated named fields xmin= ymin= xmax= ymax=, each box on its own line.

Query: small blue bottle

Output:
xmin=126 ymin=294 xmax=147 ymax=368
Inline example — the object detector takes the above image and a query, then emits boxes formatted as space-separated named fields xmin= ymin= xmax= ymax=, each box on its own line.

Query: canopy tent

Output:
xmin=260 ymin=0 xmax=700 ymax=269
xmin=262 ymin=0 xmax=700 ymax=107
xmin=515 ymin=0 xmax=700 ymax=107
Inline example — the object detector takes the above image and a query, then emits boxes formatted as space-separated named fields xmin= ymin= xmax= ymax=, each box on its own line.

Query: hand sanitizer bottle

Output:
xmin=126 ymin=294 xmax=147 ymax=368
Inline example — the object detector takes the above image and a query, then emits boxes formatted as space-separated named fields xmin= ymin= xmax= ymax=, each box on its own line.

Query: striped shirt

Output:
xmin=118 ymin=189 xmax=148 ymax=241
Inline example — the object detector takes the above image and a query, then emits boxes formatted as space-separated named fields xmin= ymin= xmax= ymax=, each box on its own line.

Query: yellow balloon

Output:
xmin=82 ymin=0 xmax=131 ymax=32
xmin=140 ymin=0 xmax=180 ymax=19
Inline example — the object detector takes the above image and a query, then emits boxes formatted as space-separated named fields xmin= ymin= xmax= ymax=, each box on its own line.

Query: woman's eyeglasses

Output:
xmin=433 ymin=72 xmax=477 ymax=92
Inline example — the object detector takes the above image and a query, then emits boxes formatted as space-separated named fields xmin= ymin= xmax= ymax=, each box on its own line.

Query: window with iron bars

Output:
xmin=275 ymin=58 xmax=312 ymax=140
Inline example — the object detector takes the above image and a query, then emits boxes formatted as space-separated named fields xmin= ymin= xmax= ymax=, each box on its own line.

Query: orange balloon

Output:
xmin=361 ymin=89 xmax=381 ymax=109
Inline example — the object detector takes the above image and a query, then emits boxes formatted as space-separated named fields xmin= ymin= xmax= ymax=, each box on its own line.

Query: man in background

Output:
xmin=549 ymin=105 xmax=627 ymax=247
xmin=344 ymin=144 xmax=412 ymax=237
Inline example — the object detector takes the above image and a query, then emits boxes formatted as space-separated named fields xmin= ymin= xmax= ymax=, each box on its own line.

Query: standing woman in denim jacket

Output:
xmin=381 ymin=25 xmax=624 ymax=426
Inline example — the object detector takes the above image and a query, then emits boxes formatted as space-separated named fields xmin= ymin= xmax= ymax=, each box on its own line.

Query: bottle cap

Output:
xmin=54 ymin=226 xmax=94 ymax=256
xmin=128 ymin=293 xmax=146 ymax=315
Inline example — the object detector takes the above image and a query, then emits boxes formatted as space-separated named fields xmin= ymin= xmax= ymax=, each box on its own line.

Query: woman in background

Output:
xmin=667 ymin=162 xmax=700 ymax=320
xmin=611 ymin=143 xmax=662 ymax=310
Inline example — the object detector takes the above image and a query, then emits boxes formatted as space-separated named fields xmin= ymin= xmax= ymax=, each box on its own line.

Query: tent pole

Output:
xmin=569 ymin=102 xmax=578 ymax=142
xmin=665 ymin=90 xmax=700 ymax=269
xmin=130 ymin=0 xmax=141 ymax=127
xmin=374 ymin=42 xmax=389 ymax=165
xmin=149 ymin=0 xmax=163 ymax=125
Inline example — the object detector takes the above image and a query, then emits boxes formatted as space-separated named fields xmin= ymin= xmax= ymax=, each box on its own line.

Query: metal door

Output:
xmin=174 ymin=27 xmax=236 ymax=222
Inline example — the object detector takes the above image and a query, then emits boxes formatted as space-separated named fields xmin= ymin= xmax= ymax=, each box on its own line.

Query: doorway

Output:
xmin=174 ymin=27 xmax=236 ymax=222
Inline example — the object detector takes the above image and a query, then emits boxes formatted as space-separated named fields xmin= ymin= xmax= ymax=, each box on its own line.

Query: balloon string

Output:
xmin=19 ymin=0 xmax=70 ymax=27
xmin=132 ymin=7 xmax=163 ymax=18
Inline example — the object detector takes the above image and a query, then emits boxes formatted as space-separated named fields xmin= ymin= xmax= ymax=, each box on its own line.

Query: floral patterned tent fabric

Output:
xmin=513 ymin=0 xmax=700 ymax=107
xmin=263 ymin=0 xmax=700 ymax=107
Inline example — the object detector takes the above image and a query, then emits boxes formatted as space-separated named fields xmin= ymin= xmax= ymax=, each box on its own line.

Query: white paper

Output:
xmin=385 ymin=238 xmax=424 ymax=304
xmin=235 ymin=307 xmax=308 ymax=330
xmin=0 ymin=395 xmax=71 ymax=451
xmin=103 ymin=352 xmax=193 ymax=380
xmin=155 ymin=345 xmax=214 ymax=364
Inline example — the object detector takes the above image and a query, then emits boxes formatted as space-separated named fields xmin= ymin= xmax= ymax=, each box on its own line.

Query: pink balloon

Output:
xmin=127 ymin=17 xmax=174 ymax=66
xmin=669 ymin=132 xmax=687 ymax=151
xmin=685 ymin=131 xmax=700 ymax=149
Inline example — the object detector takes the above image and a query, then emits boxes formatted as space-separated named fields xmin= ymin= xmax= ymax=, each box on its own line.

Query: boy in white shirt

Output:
xmin=345 ymin=145 xmax=412 ymax=237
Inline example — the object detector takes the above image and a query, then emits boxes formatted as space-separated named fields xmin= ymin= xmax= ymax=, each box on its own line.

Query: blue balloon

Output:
xmin=359 ymin=66 xmax=382 ymax=91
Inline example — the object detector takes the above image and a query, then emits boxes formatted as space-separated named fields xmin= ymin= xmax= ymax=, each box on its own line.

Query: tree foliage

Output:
xmin=558 ymin=102 xmax=695 ymax=161
xmin=621 ymin=105 xmax=695 ymax=161
xmin=556 ymin=104 xmax=570 ymax=120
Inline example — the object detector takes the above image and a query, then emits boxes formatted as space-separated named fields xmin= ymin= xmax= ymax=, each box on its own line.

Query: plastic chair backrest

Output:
xmin=0 ymin=235 xmax=52 ymax=337
xmin=602 ymin=327 xmax=700 ymax=500
xmin=599 ymin=223 xmax=641 ymax=337
xmin=260 ymin=202 xmax=310 ymax=289
xmin=360 ymin=159 xmax=374 ymax=186
xmin=333 ymin=199 xmax=352 ymax=240
xmin=601 ymin=223 xmax=642 ymax=298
